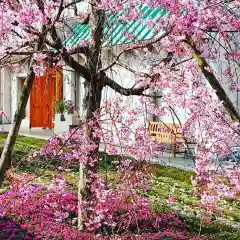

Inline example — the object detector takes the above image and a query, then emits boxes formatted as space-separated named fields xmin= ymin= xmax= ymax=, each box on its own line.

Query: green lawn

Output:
xmin=149 ymin=165 xmax=240 ymax=239
xmin=0 ymin=132 xmax=46 ymax=162
xmin=0 ymin=133 xmax=239 ymax=239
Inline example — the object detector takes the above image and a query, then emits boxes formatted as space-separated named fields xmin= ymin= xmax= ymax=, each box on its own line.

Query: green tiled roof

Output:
xmin=64 ymin=4 xmax=166 ymax=48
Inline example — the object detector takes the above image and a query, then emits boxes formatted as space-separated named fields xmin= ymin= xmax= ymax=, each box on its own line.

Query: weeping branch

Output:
xmin=186 ymin=39 xmax=240 ymax=122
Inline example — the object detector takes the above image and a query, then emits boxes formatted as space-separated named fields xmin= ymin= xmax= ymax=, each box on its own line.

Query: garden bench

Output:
xmin=148 ymin=121 xmax=194 ymax=157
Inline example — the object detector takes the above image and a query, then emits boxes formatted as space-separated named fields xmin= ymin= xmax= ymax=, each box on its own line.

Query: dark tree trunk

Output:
xmin=0 ymin=67 xmax=35 ymax=186
xmin=0 ymin=33 xmax=45 ymax=187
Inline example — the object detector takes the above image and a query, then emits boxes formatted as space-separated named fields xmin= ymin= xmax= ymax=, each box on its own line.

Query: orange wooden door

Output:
xmin=45 ymin=67 xmax=63 ymax=115
xmin=30 ymin=68 xmax=62 ymax=128
xmin=30 ymin=76 xmax=51 ymax=128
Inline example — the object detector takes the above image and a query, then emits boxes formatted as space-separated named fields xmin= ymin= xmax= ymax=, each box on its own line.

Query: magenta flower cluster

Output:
xmin=65 ymin=100 xmax=76 ymax=114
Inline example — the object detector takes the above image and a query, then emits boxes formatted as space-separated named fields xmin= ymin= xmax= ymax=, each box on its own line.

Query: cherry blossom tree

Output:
xmin=0 ymin=0 xmax=239 ymax=235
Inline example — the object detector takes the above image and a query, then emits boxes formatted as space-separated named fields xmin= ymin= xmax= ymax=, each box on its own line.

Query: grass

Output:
xmin=183 ymin=216 xmax=240 ymax=240
xmin=152 ymin=164 xmax=195 ymax=184
xmin=147 ymin=165 xmax=240 ymax=239
xmin=0 ymin=133 xmax=239 ymax=239
xmin=0 ymin=132 xmax=46 ymax=163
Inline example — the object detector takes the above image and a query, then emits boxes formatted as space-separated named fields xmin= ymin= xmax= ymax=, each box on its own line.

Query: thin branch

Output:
xmin=55 ymin=0 xmax=89 ymax=24
xmin=69 ymin=46 xmax=89 ymax=55
xmin=201 ymin=29 xmax=240 ymax=33
xmin=116 ymin=61 xmax=137 ymax=74
xmin=64 ymin=0 xmax=86 ymax=10
xmin=99 ymin=28 xmax=172 ymax=72
xmin=142 ymin=94 xmax=162 ymax=98
xmin=171 ymin=57 xmax=193 ymax=68
xmin=36 ymin=0 xmax=45 ymax=14
xmin=5 ymin=50 xmax=53 ymax=55
xmin=11 ymin=29 xmax=23 ymax=39
xmin=49 ymin=25 xmax=91 ymax=79
xmin=55 ymin=0 xmax=64 ymax=22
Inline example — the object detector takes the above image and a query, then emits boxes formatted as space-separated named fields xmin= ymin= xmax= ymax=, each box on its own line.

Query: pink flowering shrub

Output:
xmin=0 ymin=173 xmax=82 ymax=239
xmin=79 ymin=160 xmax=152 ymax=233
xmin=0 ymin=161 xmax=205 ymax=239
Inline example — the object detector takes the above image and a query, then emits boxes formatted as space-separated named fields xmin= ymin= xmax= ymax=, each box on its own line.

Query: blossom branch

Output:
xmin=185 ymin=38 xmax=240 ymax=122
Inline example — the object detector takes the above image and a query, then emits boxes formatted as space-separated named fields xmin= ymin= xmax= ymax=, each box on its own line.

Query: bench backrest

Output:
xmin=148 ymin=121 xmax=182 ymax=143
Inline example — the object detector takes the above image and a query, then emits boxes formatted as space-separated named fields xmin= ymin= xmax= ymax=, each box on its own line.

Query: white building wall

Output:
xmin=1 ymin=67 xmax=12 ymax=123
xmin=11 ymin=64 xmax=31 ymax=126
xmin=3 ymin=38 xmax=237 ymax=130
xmin=102 ymin=49 xmax=151 ymax=130
xmin=11 ymin=75 xmax=18 ymax=122
xmin=0 ymin=63 xmax=34 ymax=125
xmin=75 ymin=74 xmax=85 ymax=118
xmin=63 ymin=66 xmax=75 ymax=102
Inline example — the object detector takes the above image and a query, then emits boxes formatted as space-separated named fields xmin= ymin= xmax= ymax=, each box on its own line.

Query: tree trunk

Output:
xmin=0 ymin=64 xmax=35 ymax=187
xmin=77 ymin=0 xmax=105 ymax=230
xmin=0 ymin=30 xmax=46 ymax=187
xmin=77 ymin=162 xmax=85 ymax=230
xmin=78 ymin=76 xmax=104 ymax=230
